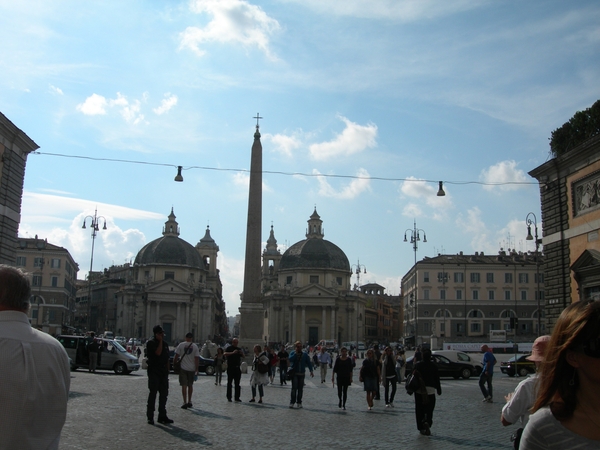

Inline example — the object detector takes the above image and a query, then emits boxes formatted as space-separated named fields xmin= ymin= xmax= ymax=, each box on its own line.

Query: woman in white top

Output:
xmin=520 ymin=300 xmax=600 ymax=449
xmin=249 ymin=344 xmax=269 ymax=403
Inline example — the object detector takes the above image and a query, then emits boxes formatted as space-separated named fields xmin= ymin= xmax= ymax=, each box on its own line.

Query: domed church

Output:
xmin=261 ymin=209 xmax=367 ymax=346
xmin=117 ymin=209 xmax=226 ymax=344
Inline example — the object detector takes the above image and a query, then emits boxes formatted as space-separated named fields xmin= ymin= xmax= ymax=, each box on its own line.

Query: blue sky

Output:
xmin=2 ymin=0 xmax=599 ymax=315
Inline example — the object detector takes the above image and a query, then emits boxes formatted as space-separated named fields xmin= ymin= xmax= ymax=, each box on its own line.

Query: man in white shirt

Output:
xmin=0 ymin=265 xmax=70 ymax=450
xmin=318 ymin=346 xmax=332 ymax=383
xmin=173 ymin=332 xmax=200 ymax=409
xmin=501 ymin=335 xmax=551 ymax=449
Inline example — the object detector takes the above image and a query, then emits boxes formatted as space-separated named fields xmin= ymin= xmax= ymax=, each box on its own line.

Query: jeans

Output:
xmin=227 ymin=367 xmax=242 ymax=400
xmin=320 ymin=363 xmax=328 ymax=382
xmin=147 ymin=372 xmax=169 ymax=420
xmin=279 ymin=364 xmax=288 ymax=384
xmin=251 ymin=384 xmax=264 ymax=398
xmin=384 ymin=375 xmax=397 ymax=404
xmin=290 ymin=374 xmax=306 ymax=404
xmin=479 ymin=371 xmax=493 ymax=399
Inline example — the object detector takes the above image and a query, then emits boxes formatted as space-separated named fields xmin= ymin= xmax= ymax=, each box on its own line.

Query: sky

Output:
xmin=1 ymin=0 xmax=599 ymax=316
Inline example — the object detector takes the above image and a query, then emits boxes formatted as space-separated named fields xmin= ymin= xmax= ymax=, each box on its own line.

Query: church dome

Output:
xmin=279 ymin=238 xmax=350 ymax=271
xmin=134 ymin=209 xmax=204 ymax=269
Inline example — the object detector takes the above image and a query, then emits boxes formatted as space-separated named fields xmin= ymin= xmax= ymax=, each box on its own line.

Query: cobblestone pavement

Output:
xmin=60 ymin=362 xmax=525 ymax=450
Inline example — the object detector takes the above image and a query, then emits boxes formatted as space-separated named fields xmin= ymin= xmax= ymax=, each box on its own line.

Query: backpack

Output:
xmin=256 ymin=353 xmax=269 ymax=374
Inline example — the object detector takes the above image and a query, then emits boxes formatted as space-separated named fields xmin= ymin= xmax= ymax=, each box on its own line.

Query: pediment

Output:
xmin=145 ymin=278 xmax=193 ymax=294
xmin=292 ymin=283 xmax=336 ymax=298
xmin=571 ymin=249 xmax=600 ymax=273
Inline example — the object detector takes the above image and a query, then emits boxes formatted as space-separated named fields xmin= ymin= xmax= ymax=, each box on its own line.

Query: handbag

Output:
xmin=405 ymin=370 xmax=422 ymax=395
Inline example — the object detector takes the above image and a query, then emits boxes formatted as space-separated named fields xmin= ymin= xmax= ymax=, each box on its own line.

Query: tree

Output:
xmin=550 ymin=99 xmax=600 ymax=157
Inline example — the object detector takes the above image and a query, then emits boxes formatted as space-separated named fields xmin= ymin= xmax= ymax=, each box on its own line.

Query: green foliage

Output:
xmin=550 ymin=99 xmax=600 ymax=157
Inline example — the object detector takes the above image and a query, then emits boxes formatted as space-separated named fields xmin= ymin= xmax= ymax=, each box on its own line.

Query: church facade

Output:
xmin=260 ymin=209 xmax=367 ymax=346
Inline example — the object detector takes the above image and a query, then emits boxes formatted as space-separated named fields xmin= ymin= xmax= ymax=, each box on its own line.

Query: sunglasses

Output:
xmin=583 ymin=337 xmax=600 ymax=358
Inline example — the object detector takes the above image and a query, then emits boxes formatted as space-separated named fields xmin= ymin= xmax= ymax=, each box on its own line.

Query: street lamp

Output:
xmin=82 ymin=208 xmax=107 ymax=332
xmin=351 ymin=259 xmax=367 ymax=352
xmin=404 ymin=220 xmax=427 ymax=347
xmin=526 ymin=212 xmax=542 ymax=337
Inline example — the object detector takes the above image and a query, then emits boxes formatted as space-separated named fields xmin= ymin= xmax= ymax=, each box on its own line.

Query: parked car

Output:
xmin=433 ymin=350 xmax=483 ymax=375
xmin=57 ymin=335 xmax=140 ymax=375
xmin=500 ymin=354 xmax=536 ymax=377
xmin=168 ymin=350 xmax=216 ymax=376
xmin=405 ymin=354 xmax=475 ymax=379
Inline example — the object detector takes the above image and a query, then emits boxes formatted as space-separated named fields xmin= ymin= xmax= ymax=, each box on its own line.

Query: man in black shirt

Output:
xmin=277 ymin=345 xmax=289 ymax=385
xmin=146 ymin=325 xmax=173 ymax=425
xmin=224 ymin=338 xmax=244 ymax=402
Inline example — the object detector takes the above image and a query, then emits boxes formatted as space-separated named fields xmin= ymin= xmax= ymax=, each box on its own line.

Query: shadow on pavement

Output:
xmin=155 ymin=424 xmax=212 ymax=445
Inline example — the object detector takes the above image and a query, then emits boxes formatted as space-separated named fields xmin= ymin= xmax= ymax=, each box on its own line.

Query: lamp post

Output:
xmin=82 ymin=208 xmax=107 ymax=332
xmin=351 ymin=260 xmax=367 ymax=351
xmin=404 ymin=220 xmax=427 ymax=347
xmin=526 ymin=212 xmax=542 ymax=337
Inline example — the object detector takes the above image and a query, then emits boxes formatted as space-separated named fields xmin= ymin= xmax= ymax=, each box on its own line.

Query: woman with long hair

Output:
xmin=359 ymin=348 xmax=380 ymax=410
xmin=331 ymin=346 xmax=353 ymax=409
xmin=520 ymin=300 xmax=600 ymax=449
xmin=214 ymin=347 xmax=225 ymax=386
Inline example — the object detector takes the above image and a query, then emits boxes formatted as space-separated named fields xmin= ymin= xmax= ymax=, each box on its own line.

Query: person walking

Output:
xmin=381 ymin=346 xmax=398 ymax=407
xmin=318 ymin=346 xmax=332 ymax=383
xmin=146 ymin=325 xmax=173 ymax=425
xmin=501 ymin=335 xmax=550 ymax=449
xmin=412 ymin=348 xmax=442 ymax=436
xmin=288 ymin=341 xmax=314 ymax=408
xmin=479 ymin=344 xmax=497 ymax=403
xmin=266 ymin=345 xmax=278 ymax=384
xmin=396 ymin=349 xmax=407 ymax=382
xmin=224 ymin=338 xmax=244 ymax=402
xmin=373 ymin=346 xmax=382 ymax=400
xmin=332 ymin=346 xmax=353 ymax=409
xmin=214 ymin=347 xmax=225 ymax=386
xmin=277 ymin=344 xmax=289 ymax=385
xmin=249 ymin=345 xmax=269 ymax=403
xmin=360 ymin=348 xmax=380 ymax=410
xmin=520 ymin=301 xmax=600 ymax=449
xmin=0 ymin=265 xmax=70 ymax=449
xmin=173 ymin=332 xmax=199 ymax=409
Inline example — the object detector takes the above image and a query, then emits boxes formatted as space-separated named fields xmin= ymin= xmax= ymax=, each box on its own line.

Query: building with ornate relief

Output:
xmin=260 ymin=209 xmax=368 ymax=346
xmin=75 ymin=209 xmax=227 ymax=344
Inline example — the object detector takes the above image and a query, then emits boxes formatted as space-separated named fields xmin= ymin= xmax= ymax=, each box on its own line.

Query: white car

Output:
xmin=433 ymin=350 xmax=483 ymax=375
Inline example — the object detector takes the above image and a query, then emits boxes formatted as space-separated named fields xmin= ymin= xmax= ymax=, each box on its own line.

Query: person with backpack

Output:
xmin=249 ymin=344 xmax=269 ymax=403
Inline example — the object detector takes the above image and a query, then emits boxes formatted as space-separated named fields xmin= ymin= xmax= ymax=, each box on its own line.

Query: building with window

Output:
xmin=402 ymin=250 xmax=545 ymax=348
xmin=16 ymin=236 xmax=79 ymax=335
xmin=529 ymin=134 xmax=600 ymax=331
xmin=261 ymin=209 xmax=370 ymax=347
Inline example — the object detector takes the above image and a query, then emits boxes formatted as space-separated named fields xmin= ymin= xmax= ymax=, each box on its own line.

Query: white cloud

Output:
xmin=153 ymin=94 xmax=178 ymax=115
xmin=264 ymin=132 xmax=302 ymax=157
xmin=76 ymin=93 xmax=108 ymax=115
xmin=180 ymin=0 xmax=281 ymax=60
xmin=309 ymin=116 xmax=377 ymax=161
xmin=231 ymin=171 xmax=272 ymax=193
xmin=49 ymin=84 xmax=63 ymax=95
xmin=400 ymin=177 xmax=452 ymax=220
xmin=480 ymin=160 xmax=529 ymax=192
xmin=313 ymin=168 xmax=371 ymax=199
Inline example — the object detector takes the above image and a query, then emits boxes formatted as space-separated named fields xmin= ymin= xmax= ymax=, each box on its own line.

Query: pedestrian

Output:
xmin=373 ymin=346 xmax=382 ymax=400
xmin=381 ymin=346 xmax=398 ymax=407
xmin=173 ymin=332 xmax=199 ymax=409
xmin=136 ymin=346 xmax=142 ymax=358
xmin=359 ymin=348 xmax=380 ymax=410
xmin=277 ymin=344 xmax=289 ymax=385
xmin=412 ymin=348 xmax=442 ymax=436
xmin=0 ymin=265 xmax=70 ymax=449
xmin=414 ymin=345 xmax=422 ymax=363
xmin=318 ymin=346 xmax=332 ymax=383
xmin=266 ymin=345 xmax=278 ymax=384
xmin=224 ymin=338 xmax=244 ymax=402
xmin=249 ymin=345 xmax=269 ymax=403
xmin=146 ymin=325 xmax=173 ymax=425
xmin=288 ymin=341 xmax=314 ymax=408
xmin=479 ymin=344 xmax=497 ymax=403
xmin=214 ymin=347 xmax=225 ymax=386
xmin=332 ymin=346 xmax=353 ymax=409
xmin=87 ymin=333 xmax=100 ymax=373
xmin=396 ymin=349 xmax=407 ymax=382
xmin=520 ymin=301 xmax=600 ymax=449
xmin=501 ymin=335 xmax=551 ymax=449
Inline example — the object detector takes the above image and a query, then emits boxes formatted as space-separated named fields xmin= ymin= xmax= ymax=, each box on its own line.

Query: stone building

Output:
xmin=0 ymin=113 xmax=38 ymax=265
xmin=261 ymin=209 xmax=368 ymax=346
xmin=361 ymin=283 xmax=401 ymax=344
xmin=402 ymin=251 xmax=545 ymax=348
xmin=75 ymin=209 xmax=227 ymax=344
xmin=15 ymin=236 xmax=79 ymax=335
xmin=529 ymin=134 xmax=600 ymax=331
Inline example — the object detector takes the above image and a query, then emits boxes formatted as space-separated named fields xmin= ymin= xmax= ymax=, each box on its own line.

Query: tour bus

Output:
xmin=57 ymin=335 xmax=140 ymax=374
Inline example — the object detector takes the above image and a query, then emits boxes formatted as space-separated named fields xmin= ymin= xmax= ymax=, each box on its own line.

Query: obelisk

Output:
xmin=238 ymin=114 xmax=265 ymax=348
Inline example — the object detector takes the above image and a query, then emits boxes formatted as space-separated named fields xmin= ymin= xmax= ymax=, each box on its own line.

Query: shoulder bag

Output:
xmin=174 ymin=342 xmax=193 ymax=374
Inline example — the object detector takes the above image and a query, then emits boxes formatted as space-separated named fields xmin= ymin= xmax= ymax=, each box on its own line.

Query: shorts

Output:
xmin=179 ymin=369 xmax=195 ymax=386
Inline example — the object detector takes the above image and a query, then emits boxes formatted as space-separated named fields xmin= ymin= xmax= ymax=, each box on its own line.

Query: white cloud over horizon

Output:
xmin=480 ymin=160 xmax=530 ymax=192
xmin=313 ymin=168 xmax=371 ymax=199
xmin=309 ymin=116 xmax=377 ymax=161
